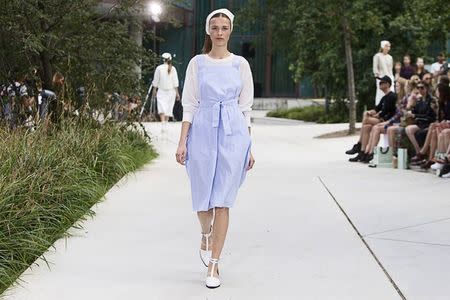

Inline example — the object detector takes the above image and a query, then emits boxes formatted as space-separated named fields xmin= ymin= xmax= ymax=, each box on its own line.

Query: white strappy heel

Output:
xmin=199 ymin=227 xmax=212 ymax=267
xmin=205 ymin=258 xmax=221 ymax=289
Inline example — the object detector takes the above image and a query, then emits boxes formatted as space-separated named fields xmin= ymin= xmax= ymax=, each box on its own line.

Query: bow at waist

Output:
xmin=200 ymin=98 xmax=238 ymax=135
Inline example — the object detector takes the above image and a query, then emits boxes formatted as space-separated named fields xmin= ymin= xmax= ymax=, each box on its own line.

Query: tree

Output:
xmin=237 ymin=0 xmax=449 ymax=134
xmin=0 ymin=0 xmax=153 ymax=114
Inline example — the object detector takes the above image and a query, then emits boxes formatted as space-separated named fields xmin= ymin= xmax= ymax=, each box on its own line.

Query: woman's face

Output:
xmin=209 ymin=16 xmax=231 ymax=48
xmin=395 ymin=63 xmax=402 ymax=73
xmin=418 ymin=85 xmax=427 ymax=96
xmin=403 ymin=56 xmax=411 ymax=65
xmin=417 ymin=58 xmax=424 ymax=68
xmin=422 ymin=74 xmax=432 ymax=85
xmin=383 ymin=43 xmax=391 ymax=53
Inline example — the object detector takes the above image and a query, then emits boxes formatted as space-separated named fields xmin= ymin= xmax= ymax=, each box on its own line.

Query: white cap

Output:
xmin=380 ymin=40 xmax=390 ymax=49
xmin=162 ymin=52 xmax=172 ymax=60
xmin=205 ymin=8 xmax=234 ymax=35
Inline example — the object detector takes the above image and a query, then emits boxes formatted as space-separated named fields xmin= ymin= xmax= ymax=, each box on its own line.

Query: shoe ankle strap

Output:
xmin=209 ymin=258 xmax=219 ymax=277
xmin=201 ymin=226 xmax=213 ymax=251
xmin=209 ymin=258 xmax=219 ymax=264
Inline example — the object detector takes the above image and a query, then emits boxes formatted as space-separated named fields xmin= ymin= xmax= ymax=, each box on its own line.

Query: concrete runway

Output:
xmin=6 ymin=119 xmax=450 ymax=300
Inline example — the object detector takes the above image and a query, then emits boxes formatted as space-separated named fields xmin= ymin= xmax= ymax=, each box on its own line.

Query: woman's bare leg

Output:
xmin=429 ymin=130 xmax=438 ymax=160
xmin=405 ymin=125 xmax=421 ymax=154
xmin=387 ymin=125 xmax=399 ymax=148
xmin=420 ymin=123 xmax=437 ymax=155
xmin=437 ymin=132 xmax=446 ymax=153
xmin=208 ymin=207 xmax=229 ymax=277
xmin=366 ymin=123 xmax=387 ymax=153
xmin=198 ymin=209 xmax=214 ymax=250
xmin=443 ymin=129 xmax=450 ymax=154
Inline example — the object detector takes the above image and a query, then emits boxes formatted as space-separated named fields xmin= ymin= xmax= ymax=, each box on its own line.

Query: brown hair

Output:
xmin=165 ymin=58 xmax=172 ymax=74
xmin=396 ymin=79 xmax=406 ymax=104
xmin=201 ymin=13 xmax=231 ymax=54
xmin=406 ymin=75 xmax=420 ymax=94
xmin=437 ymin=82 xmax=449 ymax=107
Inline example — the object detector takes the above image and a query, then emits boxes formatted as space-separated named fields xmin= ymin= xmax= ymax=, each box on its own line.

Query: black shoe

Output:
xmin=345 ymin=142 xmax=361 ymax=155
xmin=349 ymin=151 xmax=364 ymax=162
xmin=438 ymin=164 xmax=450 ymax=177
xmin=362 ymin=153 xmax=373 ymax=164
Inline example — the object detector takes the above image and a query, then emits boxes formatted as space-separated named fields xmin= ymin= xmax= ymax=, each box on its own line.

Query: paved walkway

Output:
xmin=5 ymin=119 xmax=450 ymax=300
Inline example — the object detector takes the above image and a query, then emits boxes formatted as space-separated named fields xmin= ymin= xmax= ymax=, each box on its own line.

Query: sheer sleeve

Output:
xmin=172 ymin=66 xmax=179 ymax=88
xmin=181 ymin=57 xmax=199 ymax=123
xmin=238 ymin=57 xmax=254 ymax=127
xmin=152 ymin=65 xmax=160 ymax=88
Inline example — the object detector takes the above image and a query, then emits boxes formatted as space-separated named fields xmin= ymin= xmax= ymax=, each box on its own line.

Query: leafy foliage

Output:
xmin=237 ymin=0 xmax=449 ymax=110
xmin=267 ymin=101 xmax=360 ymax=124
xmin=0 ymin=120 xmax=157 ymax=294
xmin=0 ymin=0 xmax=155 ymax=107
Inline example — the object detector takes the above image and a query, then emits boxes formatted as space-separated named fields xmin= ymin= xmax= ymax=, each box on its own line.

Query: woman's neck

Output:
xmin=208 ymin=46 xmax=231 ymax=59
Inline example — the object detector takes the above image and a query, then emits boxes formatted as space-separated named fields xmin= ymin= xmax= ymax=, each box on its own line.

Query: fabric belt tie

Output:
xmin=211 ymin=100 xmax=235 ymax=136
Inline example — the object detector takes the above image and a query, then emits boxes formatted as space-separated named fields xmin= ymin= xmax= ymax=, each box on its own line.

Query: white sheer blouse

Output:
xmin=181 ymin=54 xmax=254 ymax=127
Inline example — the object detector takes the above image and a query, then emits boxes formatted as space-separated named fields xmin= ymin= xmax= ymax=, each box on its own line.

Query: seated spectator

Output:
xmin=405 ymin=82 xmax=437 ymax=165
xmin=415 ymin=57 xmax=429 ymax=80
xmin=363 ymin=80 xmax=407 ymax=160
xmin=436 ymin=132 xmax=450 ymax=177
xmin=394 ymin=62 xmax=409 ymax=90
xmin=400 ymin=55 xmax=415 ymax=80
xmin=422 ymin=73 xmax=434 ymax=92
xmin=413 ymin=82 xmax=449 ymax=165
xmin=386 ymin=79 xmax=418 ymax=150
xmin=406 ymin=75 xmax=420 ymax=94
xmin=346 ymin=76 xmax=397 ymax=163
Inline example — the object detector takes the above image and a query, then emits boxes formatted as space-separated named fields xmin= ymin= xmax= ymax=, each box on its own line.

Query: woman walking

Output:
xmin=152 ymin=52 xmax=180 ymax=132
xmin=175 ymin=8 xmax=255 ymax=289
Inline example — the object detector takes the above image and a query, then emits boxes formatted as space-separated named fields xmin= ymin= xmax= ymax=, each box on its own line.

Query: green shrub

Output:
xmin=0 ymin=119 xmax=157 ymax=294
xmin=267 ymin=102 xmax=356 ymax=124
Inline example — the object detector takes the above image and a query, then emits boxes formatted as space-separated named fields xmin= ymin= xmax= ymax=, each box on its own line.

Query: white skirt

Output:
xmin=156 ymin=89 xmax=176 ymax=116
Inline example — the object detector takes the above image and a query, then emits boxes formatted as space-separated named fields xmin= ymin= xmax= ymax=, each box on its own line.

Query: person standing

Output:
xmin=152 ymin=52 xmax=180 ymax=132
xmin=175 ymin=8 xmax=255 ymax=289
xmin=373 ymin=40 xmax=394 ymax=105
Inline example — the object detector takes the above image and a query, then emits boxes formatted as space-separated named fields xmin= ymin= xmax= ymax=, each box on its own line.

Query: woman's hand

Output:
xmin=176 ymin=142 xmax=187 ymax=165
xmin=247 ymin=151 xmax=255 ymax=171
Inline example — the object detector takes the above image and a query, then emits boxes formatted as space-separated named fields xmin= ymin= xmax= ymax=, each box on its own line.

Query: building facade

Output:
xmin=152 ymin=0 xmax=312 ymax=98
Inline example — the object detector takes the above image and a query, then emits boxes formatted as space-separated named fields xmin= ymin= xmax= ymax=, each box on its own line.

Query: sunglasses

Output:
xmin=417 ymin=86 xmax=425 ymax=89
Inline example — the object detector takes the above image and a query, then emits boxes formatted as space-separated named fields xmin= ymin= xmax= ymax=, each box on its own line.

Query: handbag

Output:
xmin=400 ymin=109 xmax=415 ymax=127
xmin=369 ymin=134 xmax=393 ymax=168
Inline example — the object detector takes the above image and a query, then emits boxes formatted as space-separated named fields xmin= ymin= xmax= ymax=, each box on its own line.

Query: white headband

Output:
xmin=162 ymin=52 xmax=172 ymax=60
xmin=205 ymin=8 xmax=234 ymax=35
xmin=380 ymin=40 xmax=390 ymax=49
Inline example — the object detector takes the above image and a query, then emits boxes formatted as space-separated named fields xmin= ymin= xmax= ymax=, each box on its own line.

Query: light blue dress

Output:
xmin=186 ymin=55 xmax=252 ymax=212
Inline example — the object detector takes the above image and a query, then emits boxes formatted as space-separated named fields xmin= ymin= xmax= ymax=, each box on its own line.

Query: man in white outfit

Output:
xmin=373 ymin=40 xmax=394 ymax=105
